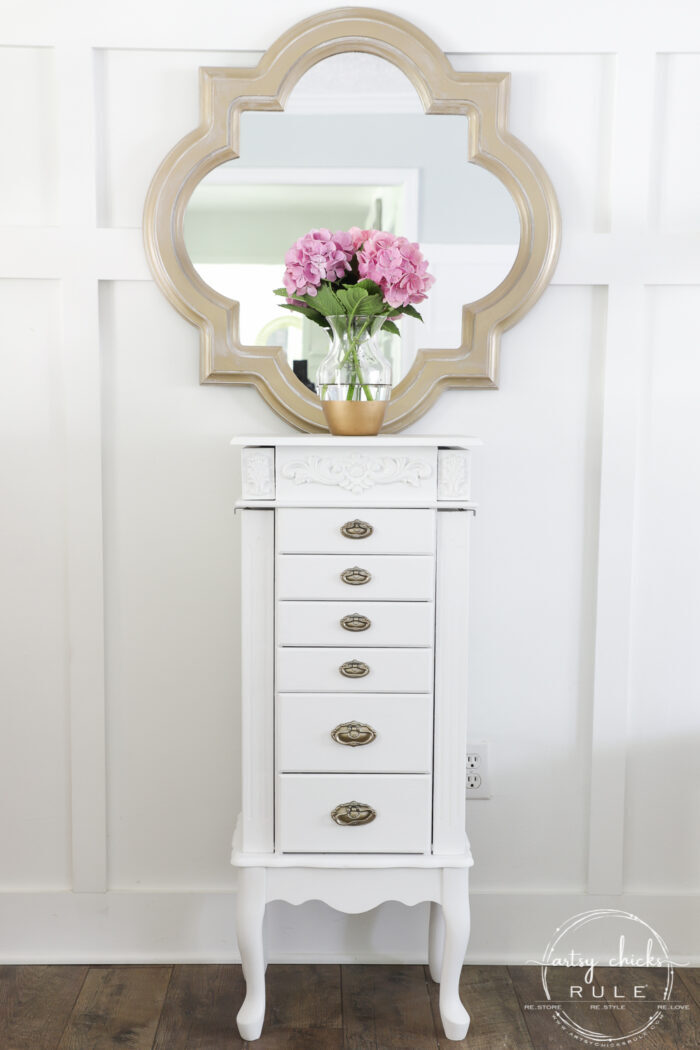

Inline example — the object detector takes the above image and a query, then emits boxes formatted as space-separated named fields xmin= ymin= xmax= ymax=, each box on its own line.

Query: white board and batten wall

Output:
xmin=1 ymin=0 xmax=699 ymax=962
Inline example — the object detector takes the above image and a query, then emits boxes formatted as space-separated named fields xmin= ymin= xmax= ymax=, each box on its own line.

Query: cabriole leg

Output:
xmin=263 ymin=908 xmax=269 ymax=975
xmin=236 ymin=867 xmax=266 ymax=1041
xmin=428 ymin=901 xmax=445 ymax=983
xmin=439 ymin=867 xmax=471 ymax=1041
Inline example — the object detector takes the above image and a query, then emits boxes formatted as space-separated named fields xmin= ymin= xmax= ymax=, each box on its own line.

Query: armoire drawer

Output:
xmin=276 ymin=773 xmax=432 ymax=853
xmin=276 ymin=647 xmax=433 ymax=693
xmin=276 ymin=693 xmax=433 ymax=773
xmin=276 ymin=555 xmax=434 ymax=601
xmin=276 ymin=508 xmax=435 ymax=555
xmin=277 ymin=601 xmax=434 ymax=647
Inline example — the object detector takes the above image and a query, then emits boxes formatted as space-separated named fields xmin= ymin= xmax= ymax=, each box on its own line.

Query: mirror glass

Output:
xmin=184 ymin=53 xmax=520 ymax=390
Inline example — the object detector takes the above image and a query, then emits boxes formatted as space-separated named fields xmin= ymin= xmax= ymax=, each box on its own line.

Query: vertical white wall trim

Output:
xmin=587 ymin=51 xmax=656 ymax=895
xmin=587 ymin=284 xmax=644 ymax=895
xmin=56 ymin=45 xmax=107 ymax=892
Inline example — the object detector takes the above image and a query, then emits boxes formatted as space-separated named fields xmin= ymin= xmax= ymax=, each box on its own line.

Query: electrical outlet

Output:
xmin=466 ymin=742 xmax=490 ymax=799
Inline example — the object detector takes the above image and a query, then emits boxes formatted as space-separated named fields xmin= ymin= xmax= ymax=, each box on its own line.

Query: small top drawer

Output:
xmin=277 ymin=646 xmax=433 ymax=693
xmin=276 ymin=555 xmax=434 ymax=602
xmin=276 ymin=508 xmax=435 ymax=555
xmin=277 ymin=601 xmax=434 ymax=647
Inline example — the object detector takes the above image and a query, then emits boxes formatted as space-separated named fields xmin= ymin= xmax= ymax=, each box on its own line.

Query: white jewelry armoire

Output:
xmin=232 ymin=435 xmax=477 ymax=1041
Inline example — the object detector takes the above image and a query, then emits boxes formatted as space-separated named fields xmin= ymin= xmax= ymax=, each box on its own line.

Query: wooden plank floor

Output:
xmin=1 ymin=964 xmax=699 ymax=1049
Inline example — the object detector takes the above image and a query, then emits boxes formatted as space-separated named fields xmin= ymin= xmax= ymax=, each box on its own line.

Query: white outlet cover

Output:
xmin=466 ymin=741 xmax=490 ymax=799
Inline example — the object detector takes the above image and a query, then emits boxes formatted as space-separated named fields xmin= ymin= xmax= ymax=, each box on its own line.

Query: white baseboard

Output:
xmin=0 ymin=890 xmax=698 ymax=965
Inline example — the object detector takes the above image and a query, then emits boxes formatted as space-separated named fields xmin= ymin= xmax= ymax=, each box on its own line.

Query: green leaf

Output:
xmin=280 ymin=303 xmax=330 ymax=331
xmin=334 ymin=290 xmax=353 ymax=312
xmin=310 ymin=283 xmax=344 ymax=316
xmin=356 ymin=278 xmax=383 ymax=297
xmin=335 ymin=285 xmax=369 ymax=312
xmin=273 ymin=287 xmax=288 ymax=297
xmin=399 ymin=304 xmax=424 ymax=321
xmin=352 ymin=294 xmax=385 ymax=316
xmin=382 ymin=320 xmax=401 ymax=337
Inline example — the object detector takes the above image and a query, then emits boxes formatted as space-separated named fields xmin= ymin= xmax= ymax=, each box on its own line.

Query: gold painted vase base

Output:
xmin=322 ymin=400 xmax=388 ymax=436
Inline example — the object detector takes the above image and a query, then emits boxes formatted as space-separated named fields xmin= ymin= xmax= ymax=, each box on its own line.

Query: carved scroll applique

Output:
xmin=282 ymin=454 xmax=433 ymax=495
xmin=437 ymin=450 xmax=471 ymax=500
xmin=242 ymin=448 xmax=275 ymax=499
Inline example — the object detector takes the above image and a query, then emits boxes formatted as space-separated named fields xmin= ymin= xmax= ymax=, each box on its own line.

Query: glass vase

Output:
xmin=317 ymin=315 xmax=392 ymax=435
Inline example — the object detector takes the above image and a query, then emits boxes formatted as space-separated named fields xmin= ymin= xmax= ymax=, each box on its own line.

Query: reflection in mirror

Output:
xmin=184 ymin=53 xmax=520 ymax=389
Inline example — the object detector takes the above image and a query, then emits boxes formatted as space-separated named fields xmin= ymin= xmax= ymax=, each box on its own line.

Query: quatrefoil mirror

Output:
xmin=144 ymin=7 xmax=560 ymax=432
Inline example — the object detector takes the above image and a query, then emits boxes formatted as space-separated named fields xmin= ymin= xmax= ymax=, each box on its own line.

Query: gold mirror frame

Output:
xmin=143 ymin=7 xmax=560 ymax=432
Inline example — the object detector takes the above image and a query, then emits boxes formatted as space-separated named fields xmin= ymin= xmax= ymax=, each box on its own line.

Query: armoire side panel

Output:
xmin=432 ymin=510 xmax=472 ymax=853
xmin=240 ymin=509 xmax=275 ymax=852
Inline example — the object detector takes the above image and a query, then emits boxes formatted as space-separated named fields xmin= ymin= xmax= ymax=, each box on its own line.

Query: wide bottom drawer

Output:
xmin=276 ymin=693 xmax=433 ymax=773
xmin=276 ymin=773 xmax=432 ymax=853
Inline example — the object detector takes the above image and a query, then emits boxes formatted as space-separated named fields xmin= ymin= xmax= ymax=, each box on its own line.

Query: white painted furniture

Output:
xmin=231 ymin=436 xmax=477 ymax=1041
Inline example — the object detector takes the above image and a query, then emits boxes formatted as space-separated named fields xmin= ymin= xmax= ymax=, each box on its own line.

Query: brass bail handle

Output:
xmin=340 ymin=660 xmax=370 ymax=678
xmin=331 ymin=721 xmax=377 ymax=747
xmin=340 ymin=566 xmax=371 ymax=586
xmin=340 ymin=613 xmax=371 ymax=632
xmin=340 ymin=519 xmax=374 ymax=540
xmin=331 ymin=801 xmax=376 ymax=826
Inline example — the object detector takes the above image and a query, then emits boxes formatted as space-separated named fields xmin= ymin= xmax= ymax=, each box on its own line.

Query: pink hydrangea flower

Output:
xmin=283 ymin=228 xmax=353 ymax=298
xmin=348 ymin=226 xmax=371 ymax=251
xmin=280 ymin=227 xmax=434 ymax=313
xmin=358 ymin=230 xmax=434 ymax=308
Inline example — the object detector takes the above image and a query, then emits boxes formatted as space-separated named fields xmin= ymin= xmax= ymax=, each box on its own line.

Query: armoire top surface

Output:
xmin=231 ymin=435 xmax=481 ymax=449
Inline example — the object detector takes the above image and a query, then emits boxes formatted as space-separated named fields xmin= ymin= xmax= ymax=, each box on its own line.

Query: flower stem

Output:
xmin=351 ymin=344 xmax=373 ymax=401
xmin=335 ymin=315 xmax=376 ymax=401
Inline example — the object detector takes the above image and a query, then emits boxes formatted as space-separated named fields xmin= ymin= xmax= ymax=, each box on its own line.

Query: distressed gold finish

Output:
xmin=340 ymin=660 xmax=370 ymax=678
xmin=322 ymin=400 xmax=387 ymax=436
xmin=340 ymin=567 xmax=371 ymax=586
xmin=340 ymin=613 xmax=371 ymax=632
xmin=340 ymin=519 xmax=374 ymax=540
xmin=143 ymin=8 xmax=560 ymax=432
xmin=331 ymin=801 xmax=377 ymax=826
xmin=331 ymin=722 xmax=377 ymax=746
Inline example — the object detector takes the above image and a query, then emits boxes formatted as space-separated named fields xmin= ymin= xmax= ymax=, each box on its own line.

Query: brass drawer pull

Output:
xmin=340 ymin=566 xmax=371 ymax=586
xmin=340 ymin=660 xmax=370 ymax=678
xmin=331 ymin=801 xmax=376 ymax=826
xmin=340 ymin=613 xmax=371 ymax=632
xmin=340 ymin=519 xmax=374 ymax=540
xmin=331 ymin=721 xmax=377 ymax=747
